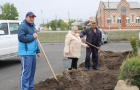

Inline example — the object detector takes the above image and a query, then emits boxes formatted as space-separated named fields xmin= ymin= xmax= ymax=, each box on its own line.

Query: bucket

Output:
xmin=63 ymin=57 xmax=72 ymax=68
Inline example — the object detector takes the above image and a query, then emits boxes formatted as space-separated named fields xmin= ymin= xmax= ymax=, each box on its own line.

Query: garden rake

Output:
xmin=37 ymin=38 xmax=64 ymax=90
xmin=83 ymin=40 xmax=117 ymax=57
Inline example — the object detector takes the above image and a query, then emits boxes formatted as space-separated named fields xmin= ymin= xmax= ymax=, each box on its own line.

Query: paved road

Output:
xmin=0 ymin=42 xmax=132 ymax=90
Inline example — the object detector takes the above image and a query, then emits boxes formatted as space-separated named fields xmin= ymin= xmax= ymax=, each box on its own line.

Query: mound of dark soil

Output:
xmin=34 ymin=51 xmax=132 ymax=90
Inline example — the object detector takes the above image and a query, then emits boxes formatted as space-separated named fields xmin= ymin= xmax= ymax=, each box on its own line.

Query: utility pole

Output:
xmin=108 ymin=0 xmax=110 ymax=30
xmin=41 ymin=10 xmax=44 ymax=30
xmin=55 ymin=14 xmax=57 ymax=31
xmin=68 ymin=11 xmax=70 ymax=30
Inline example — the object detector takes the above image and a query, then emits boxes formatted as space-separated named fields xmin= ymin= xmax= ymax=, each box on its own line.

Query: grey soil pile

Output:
xmin=34 ymin=51 xmax=132 ymax=90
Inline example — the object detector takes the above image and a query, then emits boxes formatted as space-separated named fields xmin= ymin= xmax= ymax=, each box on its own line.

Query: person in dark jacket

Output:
xmin=18 ymin=12 xmax=40 ymax=90
xmin=80 ymin=21 xmax=102 ymax=71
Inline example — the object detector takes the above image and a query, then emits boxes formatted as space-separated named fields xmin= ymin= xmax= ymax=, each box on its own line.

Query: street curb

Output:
xmin=40 ymin=42 xmax=64 ymax=43
xmin=108 ymin=41 xmax=130 ymax=43
xmin=40 ymin=41 xmax=130 ymax=43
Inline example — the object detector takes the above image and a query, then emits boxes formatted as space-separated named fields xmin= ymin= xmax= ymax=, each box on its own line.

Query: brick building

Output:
xmin=97 ymin=0 xmax=140 ymax=29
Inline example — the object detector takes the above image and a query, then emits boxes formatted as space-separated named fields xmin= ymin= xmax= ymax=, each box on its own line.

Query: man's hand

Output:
xmin=96 ymin=47 xmax=100 ymax=50
xmin=33 ymin=33 xmax=38 ymax=39
xmin=37 ymin=53 xmax=41 ymax=57
xmin=81 ymin=38 xmax=85 ymax=41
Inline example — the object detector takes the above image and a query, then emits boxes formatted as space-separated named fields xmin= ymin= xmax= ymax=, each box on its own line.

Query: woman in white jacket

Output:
xmin=64 ymin=26 xmax=89 ymax=70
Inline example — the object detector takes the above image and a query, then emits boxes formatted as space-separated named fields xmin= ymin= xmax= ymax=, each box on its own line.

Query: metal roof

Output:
xmin=102 ymin=1 xmax=140 ymax=9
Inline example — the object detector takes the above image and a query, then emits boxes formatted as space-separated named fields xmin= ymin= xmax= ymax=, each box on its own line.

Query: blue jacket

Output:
xmin=80 ymin=27 xmax=102 ymax=47
xmin=18 ymin=19 xmax=40 ymax=55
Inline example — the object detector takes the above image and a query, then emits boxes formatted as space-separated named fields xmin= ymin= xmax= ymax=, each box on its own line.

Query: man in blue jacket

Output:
xmin=80 ymin=21 xmax=102 ymax=71
xmin=18 ymin=12 xmax=40 ymax=90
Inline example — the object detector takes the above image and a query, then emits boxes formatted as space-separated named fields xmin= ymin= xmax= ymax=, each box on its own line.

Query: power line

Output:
xmin=41 ymin=9 xmax=45 ymax=30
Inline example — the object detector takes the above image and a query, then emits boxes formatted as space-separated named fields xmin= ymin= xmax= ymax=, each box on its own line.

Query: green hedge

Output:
xmin=70 ymin=27 xmax=83 ymax=30
xmin=78 ymin=27 xmax=83 ymax=30
xmin=118 ymin=56 xmax=140 ymax=88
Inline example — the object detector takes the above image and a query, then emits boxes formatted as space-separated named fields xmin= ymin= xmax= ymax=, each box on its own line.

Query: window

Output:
xmin=100 ymin=8 xmax=102 ymax=14
xmin=107 ymin=18 xmax=111 ymax=24
xmin=136 ymin=17 xmax=140 ymax=23
xmin=0 ymin=23 xmax=8 ymax=35
xmin=9 ymin=23 xmax=19 ymax=34
xmin=117 ymin=17 xmax=121 ymax=24
xmin=126 ymin=17 xmax=130 ymax=23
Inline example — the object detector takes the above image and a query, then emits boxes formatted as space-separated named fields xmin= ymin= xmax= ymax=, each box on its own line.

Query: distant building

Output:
xmin=89 ymin=17 xmax=96 ymax=22
xmin=71 ymin=20 xmax=86 ymax=27
xmin=64 ymin=20 xmax=69 ymax=24
xmin=97 ymin=0 xmax=140 ymax=29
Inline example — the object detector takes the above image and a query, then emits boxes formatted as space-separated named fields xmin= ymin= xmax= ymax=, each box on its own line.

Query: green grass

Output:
xmin=106 ymin=30 xmax=139 ymax=41
xmin=38 ymin=30 xmax=139 ymax=42
xmin=38 ymin=32 xmax=67 ymax=42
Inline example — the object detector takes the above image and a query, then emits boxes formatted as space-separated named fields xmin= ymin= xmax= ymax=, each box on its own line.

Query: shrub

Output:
xmin=137 ymin=40 xmax=140 ymax=47
xmin=130 ymin=37 xmax=138 ymax=55
xmin=118 ymin=56 xmax=140 ymax=88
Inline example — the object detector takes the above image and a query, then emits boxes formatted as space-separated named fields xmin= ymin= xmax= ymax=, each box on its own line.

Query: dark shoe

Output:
xmin=68 ymin=68 xmax=72 ymax=70
xmin=84 ymin=68 xmax=89 ymax=71
xmin=93 ymin=67 xmax=100 ymax=70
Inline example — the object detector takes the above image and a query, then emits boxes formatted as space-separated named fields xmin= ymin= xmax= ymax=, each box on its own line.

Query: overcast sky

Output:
xmin=1 ymin=0 xmax=140 ymax=25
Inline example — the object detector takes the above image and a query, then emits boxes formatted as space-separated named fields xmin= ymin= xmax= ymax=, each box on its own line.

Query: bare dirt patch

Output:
xmin=34 ymin=51 xmax=131 ymax=90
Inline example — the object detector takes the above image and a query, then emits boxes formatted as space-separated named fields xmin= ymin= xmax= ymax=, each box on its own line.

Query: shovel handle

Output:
xmin=83 ymin=40 xmax=109 ymax=57
xmin=37 ymin=38 xmax=58 ymax=81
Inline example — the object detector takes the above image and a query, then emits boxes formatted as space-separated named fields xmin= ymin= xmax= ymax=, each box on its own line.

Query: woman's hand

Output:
xmin=86 ymin=45 xmax=89 ymax=48
xmin=81 ymin=38 xmax=85 ymax=41
xmin=65 ymin=53 xmax=69 ymax=55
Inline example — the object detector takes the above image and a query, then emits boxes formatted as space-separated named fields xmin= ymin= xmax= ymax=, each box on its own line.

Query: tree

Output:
xmin=96 ymin=11 xmax=98 ymax=26
xmin=57 ymin=19 xmax=67 ymax=30
xmin=0 ymin=3 xmax=19 ymax=20
xmin=68 ymin=19 xmax=76 ymax=29
xmin=84 ymin=20 xmax=90 ymax=26
xmin=57 ymin=19 xmax=63 ymax=28
xmin=45 ymin=23 xmax=50 ymax=28
xmin=50 ymin=20 xmax=57 ymax=30
xmin=60 ymin=22 xmax=67 ymax=30
xmin=42 ymin=19 xmax=68 ymax=30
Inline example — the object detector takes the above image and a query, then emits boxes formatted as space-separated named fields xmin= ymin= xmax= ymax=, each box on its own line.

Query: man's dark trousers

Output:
xmin=85 ymin=47 xmax=98 ymax=69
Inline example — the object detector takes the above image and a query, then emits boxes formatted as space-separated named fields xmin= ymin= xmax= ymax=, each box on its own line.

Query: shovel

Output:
xmin=83 ymin=40 xmax=117 ymax=57
xmin=37 ymin=38 xmax=64 ymax=90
